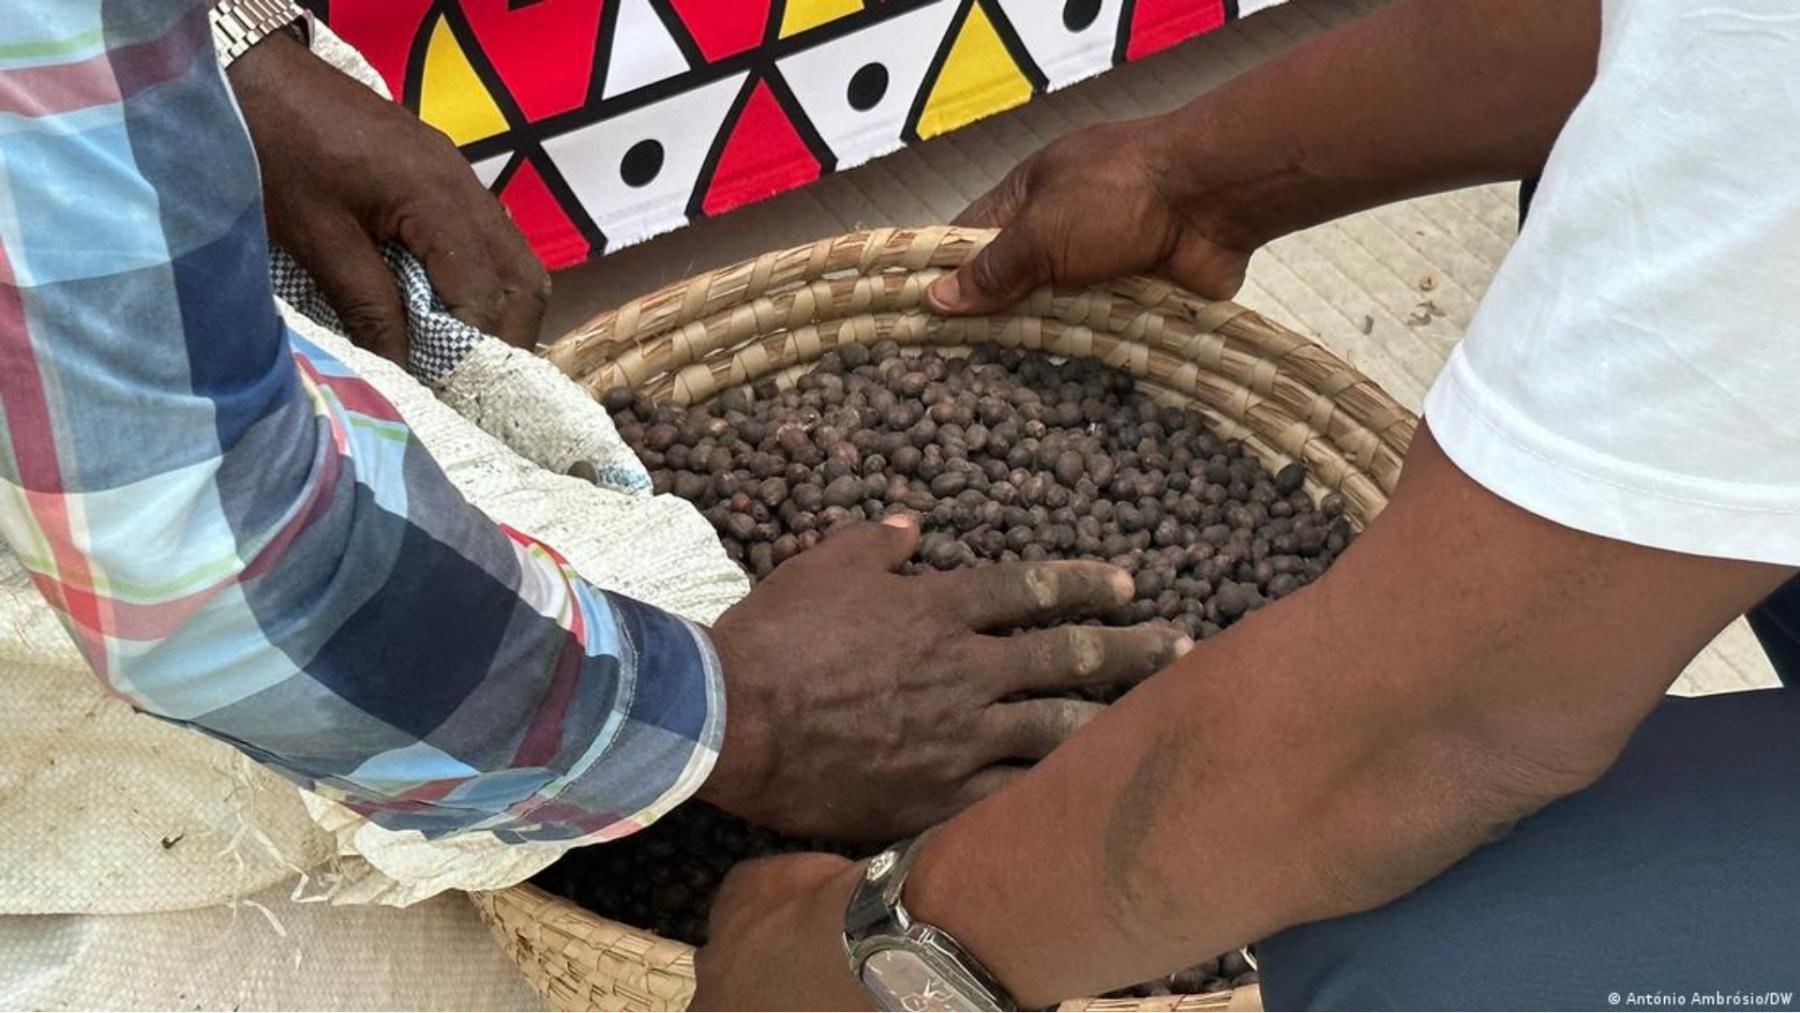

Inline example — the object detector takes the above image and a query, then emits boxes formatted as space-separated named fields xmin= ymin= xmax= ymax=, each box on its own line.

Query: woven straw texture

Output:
xmin=473 ymin=225 xmax=1419 ymax=1012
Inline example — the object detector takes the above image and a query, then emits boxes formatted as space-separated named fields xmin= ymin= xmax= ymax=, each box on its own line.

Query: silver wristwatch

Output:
xmin=844 ymin=834 xmax=1016 ymax=1012
xmin=209 ymin=0 xmax=312 ymax=67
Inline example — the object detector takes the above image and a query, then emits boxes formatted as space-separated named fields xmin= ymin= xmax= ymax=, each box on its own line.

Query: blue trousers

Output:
xmin=1259 ymin=579 xmax=1800 ymax=1010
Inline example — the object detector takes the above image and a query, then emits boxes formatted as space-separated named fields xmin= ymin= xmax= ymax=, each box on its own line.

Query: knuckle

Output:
xmin=1056 ymin=700 xmax=1096 ymax=737
xmin=515 ymin=266 xmax=553 ymax=303
xmin=1157 ymin=625 xmax=1188 ymax=662
xmin=1036 ymin=702 xmax=1079 ymax=743
xmin=1019 ymin=565 xmax=1058 ymax=610
xmin=1020 ymin=631 xmax=1057 ymax=677
xmin=996 ymin=169 xmax=1031 ymax=212
xmin=1008 ymin=160 xmax=1040 ymax=201
xmin=338 ymin=301 xmax=400 ymax=337
xmin=1067 ymin=627 xmax=1104 ymax=678
xmin=928 ymin=747 xmax=968 ymax=786
xmin=967 ymin=249 xmax=1010 ymax=296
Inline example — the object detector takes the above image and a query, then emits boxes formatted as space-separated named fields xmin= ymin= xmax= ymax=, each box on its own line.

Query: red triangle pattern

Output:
xmin=499 ymin=158 xmax=593 ymax=269
xmin=460 ymin=0 xmax=608 ymax=122
xmin=702 ymin=80 xmax=821 ymax=217
xmin=322 ymin=0 xmax=435 ymax=98
xmin=1126 ymin=0 xmax=1225 ymax=60
xmin=320 ymin=0 xmax=1257 ymax=271
xmin=665 ymin=0 xmax=770 ymax=62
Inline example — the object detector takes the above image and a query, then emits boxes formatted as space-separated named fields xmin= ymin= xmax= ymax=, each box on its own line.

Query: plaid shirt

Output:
xmin=0 ymin=2 xmax=722 ymax=843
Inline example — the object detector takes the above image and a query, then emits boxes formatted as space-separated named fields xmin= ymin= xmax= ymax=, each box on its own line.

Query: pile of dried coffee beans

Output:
xmin=538 ymin=341 xmax=1356 ymax=997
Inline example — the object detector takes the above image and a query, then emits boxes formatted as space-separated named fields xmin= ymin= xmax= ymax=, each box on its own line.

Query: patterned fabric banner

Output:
xmin=311 ymin=0 xmax=1288 ymax=269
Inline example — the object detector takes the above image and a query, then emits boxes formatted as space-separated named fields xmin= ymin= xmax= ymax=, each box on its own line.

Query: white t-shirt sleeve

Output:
xmin=1423 ymin=0 xmax=1800 ymax=566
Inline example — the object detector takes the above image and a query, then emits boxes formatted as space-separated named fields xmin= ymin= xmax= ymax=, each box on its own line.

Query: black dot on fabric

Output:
xmin=620 ymin=139 xmax=664 ymax=187
xmin=1062 ymin=0 xmax=1102 ymax=31
xmin=847 ymin=62 xmax=889 ymax=111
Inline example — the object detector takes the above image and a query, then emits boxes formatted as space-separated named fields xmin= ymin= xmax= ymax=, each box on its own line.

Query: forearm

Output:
xmin=906 ymin=614 xmax=1507 ymax=1000
xmin=1156 ymin=0 xmax=1599 ymax=252
xmin=903 ymin=428 xmax=1787 ymax=1005
xmin=905 ymin=595 xmax=1511 ymax=999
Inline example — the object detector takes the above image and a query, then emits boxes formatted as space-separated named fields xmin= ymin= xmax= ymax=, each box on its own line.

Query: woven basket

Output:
xmin=470 ymin=226 xmax=1418 ymax=1012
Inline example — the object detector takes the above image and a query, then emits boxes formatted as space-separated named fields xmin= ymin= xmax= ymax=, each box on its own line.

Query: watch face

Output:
xmin=861 ymin=948 xmax=965 ymax=1012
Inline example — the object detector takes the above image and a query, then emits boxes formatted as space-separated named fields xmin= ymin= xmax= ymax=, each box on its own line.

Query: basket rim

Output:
xmin=470 ymin=883 xmax=1260 ymax=1012
xmin=544 ymin=225 xmax=1415 ymax=523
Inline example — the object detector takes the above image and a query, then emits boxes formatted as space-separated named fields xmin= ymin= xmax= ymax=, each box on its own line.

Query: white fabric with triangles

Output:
xmin=774 ymin=1 xmax=962 ymax=166
xmin=602 ymin=0 xmax=692 ymax=98
xmin=993 ymin=0 xmax=1127 ymax=89
xmin=543 ymin=71 xmax=749 ymax=248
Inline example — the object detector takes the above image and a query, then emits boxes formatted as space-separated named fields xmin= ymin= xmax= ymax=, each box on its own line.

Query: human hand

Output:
xmin=700 ymin=516 xmax=1190 ymax=842
xmin=926 ymin=118 xmax=1252 ymax=316
xmin=228 ymin=35 xmax=550 ymax=361
xmin=691 ymin=853 xmax=872 ymax=1012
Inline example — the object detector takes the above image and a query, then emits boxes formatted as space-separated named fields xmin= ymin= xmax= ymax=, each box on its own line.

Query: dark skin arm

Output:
xmin=227 ymin=33 xmax=550 ymax=360
xmin=927 ymin=0 xmax=1601 ymax=314
xmin=694 ymin=428 xmax=1792 ymax=1008
xmin=688 ymin=2 xmax=1788 ymax=1006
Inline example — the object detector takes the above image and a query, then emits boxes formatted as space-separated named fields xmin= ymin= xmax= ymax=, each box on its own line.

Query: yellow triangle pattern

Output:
xmin=418 ymin=16 xmax=509 ymax=146
xmin=916 ymin=2 xmax=1032 ymax=139
xmin=780 ymin=0 xmax=862 ymax=38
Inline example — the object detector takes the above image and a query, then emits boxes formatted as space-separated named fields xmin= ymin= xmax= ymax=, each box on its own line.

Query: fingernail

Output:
xmin=1174 ymin=635 xmax=1195 ymax=657
xmin=882 ymin=514 xmax=916 ymax=529
xmin=1109 ymin=570 xmax=1134 ymax=601
xmin=927 ymin=274 xmax=961 ymax=311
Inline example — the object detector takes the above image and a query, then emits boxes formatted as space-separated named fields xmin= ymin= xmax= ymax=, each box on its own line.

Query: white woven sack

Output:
xmin=0 ymin=880 xmax=543 ymax=1011
xmin=0 ymin=16 xmax=748 ymax=918
xmin=0 ymin=555 xmax=336 ymax=915
xmin=0 ymin=302 xmax=747 ymax=916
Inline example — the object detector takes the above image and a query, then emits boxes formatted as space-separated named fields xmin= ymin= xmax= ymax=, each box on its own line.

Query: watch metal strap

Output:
xmin=210 ymin=0 xmax=310 ymax=66
xmin=844 ymin=832 xmax=1017 ymax=1012
xmin=844 ymin=833 xmax=931 ymax=941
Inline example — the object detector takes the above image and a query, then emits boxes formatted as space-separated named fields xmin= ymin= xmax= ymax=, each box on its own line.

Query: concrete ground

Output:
xmin=545 ymin=0 xmax=1776 ymax=696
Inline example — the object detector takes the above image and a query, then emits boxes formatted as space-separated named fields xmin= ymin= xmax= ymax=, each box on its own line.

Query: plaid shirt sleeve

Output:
xmin=0 ymin=1 xmax=722 ymax=843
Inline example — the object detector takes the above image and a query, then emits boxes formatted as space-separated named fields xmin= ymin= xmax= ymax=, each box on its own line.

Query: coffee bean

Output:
xmin=769 ymin=533 xmax=800 ymax=566
xmin=671 ymin=471 xmax=707 ymax=501
xmin=1274 ymin=462 xmax=1306 ymax=495
xmin=1215 ymin=580 xmax=1260 ymax=620
xmin=822 ymin=475 xmax=864 ymax=509
xmin=1054 ymin=450 xmax=1085 ymax=486
xmin=1220 ymin=951 xmax=1252 ymax=978
xmin=921 ymin=532 xmax=964 ymax=570
xmin=754 ymin=476 xmax=787 ymax=508
xmin=602 ymin=386 xmax=635 ymax=413
xmin=930 ymin=471 xmax=968 ymax=497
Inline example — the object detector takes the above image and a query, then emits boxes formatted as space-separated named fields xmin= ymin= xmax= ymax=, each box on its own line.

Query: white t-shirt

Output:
xmin=1423 ymin=0 xmax=1800 ymax=566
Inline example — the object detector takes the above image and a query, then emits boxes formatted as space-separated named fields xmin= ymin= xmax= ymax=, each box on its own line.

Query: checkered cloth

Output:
xmin=0 ymin=1 xmax=722 ymax=843
xmin=270 ymin=244 xmax=483 ymax=386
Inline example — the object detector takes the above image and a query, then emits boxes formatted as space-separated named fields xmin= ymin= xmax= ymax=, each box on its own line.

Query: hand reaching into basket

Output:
xmin=924 ymin=118 xmax=1255 ymax=317
xmin=928 ymin=1 xmax=1595 ymax=322
xmin=698 ymin=514 xmax=1192 ymax=842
